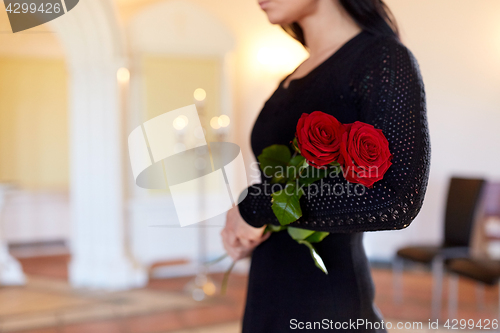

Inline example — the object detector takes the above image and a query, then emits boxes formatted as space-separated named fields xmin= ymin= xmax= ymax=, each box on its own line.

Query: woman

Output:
xmin=222 ymin=0 xmax=430 ymax=331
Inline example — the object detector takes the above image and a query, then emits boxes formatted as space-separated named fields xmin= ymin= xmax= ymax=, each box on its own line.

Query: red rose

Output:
xmin=339 ymin=122 xmax=393 ymax=188
xmin=295 ymin=111 xmax=344 ymax=168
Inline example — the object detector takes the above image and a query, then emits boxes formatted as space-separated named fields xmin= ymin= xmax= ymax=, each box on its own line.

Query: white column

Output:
xmin=49 ymin=0 xmax=147 ymax=290
xmin=66 ymin=62 xmax=147 ymax=290
xmin=0 ymin=185 xmax=26 ymax=286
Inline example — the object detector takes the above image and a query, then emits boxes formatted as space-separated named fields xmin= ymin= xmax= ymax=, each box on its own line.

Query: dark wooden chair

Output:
xmin=393 ymin=177 xmax=486 ymax=320
xmin=445 ymin=258 xmax=500 ymax=321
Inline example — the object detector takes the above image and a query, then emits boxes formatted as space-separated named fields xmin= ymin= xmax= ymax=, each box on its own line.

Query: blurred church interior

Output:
xmin=1 ymin=0 xmax=500 ymax=331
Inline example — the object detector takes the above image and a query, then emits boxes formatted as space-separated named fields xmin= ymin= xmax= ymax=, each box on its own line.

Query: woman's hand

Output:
xmin=221 ymin=207 xmax=270 ymax=261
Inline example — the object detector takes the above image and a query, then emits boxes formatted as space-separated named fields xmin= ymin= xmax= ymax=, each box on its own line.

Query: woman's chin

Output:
xmin=264 ymin=12 xmax=291 ymax=25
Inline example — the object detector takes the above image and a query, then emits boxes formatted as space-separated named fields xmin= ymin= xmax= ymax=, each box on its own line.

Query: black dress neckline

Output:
xmin=280 ymin=29 xmax=369 ymax=91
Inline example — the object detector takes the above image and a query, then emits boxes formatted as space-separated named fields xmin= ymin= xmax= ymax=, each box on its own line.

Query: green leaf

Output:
xmin=298 ymin=165 xmax=329 ymax=185
xmin=289 ymin=155 xmax=305 ymax=168
xmin=286 ymin=155 xmax=305 ymax=180
xmin=305 ymin=231 xmax=330 ymax=243
xmin=257 ymin=145 xmax=291 ymax=178
xmin=287 ymin=227 xmax=315 ymax=240
xmin=271 ymin=183 xmax=302 ymax=226
xmin=297 ymin=240 xmax=328 ymax=274
xmin=329 ymin=161 xmax=341 ymax=167
xmin=265 ymin=224 xmax=287 ymax=233
xmin=270 ymin=174 xmax=287 ymax=184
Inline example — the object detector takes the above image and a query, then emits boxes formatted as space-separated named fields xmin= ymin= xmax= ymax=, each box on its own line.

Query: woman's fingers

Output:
xmin=222 ymin=232 xmax=257 ymax=261
xmin=223 ymin=206 xmax=272 ymax=260
xmin=221 ymin=227 xmax=238 ymax=247
xmin=223 ymin=234 xmax=270 ymax=261
xmin=238 ymin=237 xmax=256 ymax=249
xmin=225 ymin=243 xmax=250 ymax=261
xmin=239 ymin=229 xmax=270 ymax=248
xmin=222 ymin=235 xmax=240 ymax=260
xmin=260 ymin=230 xmax=271 ymax=242
xmin=227 ymin=232 xmax=239 ymax=247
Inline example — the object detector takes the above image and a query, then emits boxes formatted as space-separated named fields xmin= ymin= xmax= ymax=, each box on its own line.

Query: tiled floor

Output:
xmin=0 ymin=276 xmax=206 ymax=332
xmin=1 ymin=255 xmax=498 ymax=332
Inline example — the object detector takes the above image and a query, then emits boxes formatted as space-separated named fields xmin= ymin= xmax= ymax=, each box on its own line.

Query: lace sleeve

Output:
xmin=238 ymin=37 xmax=431 ymax=233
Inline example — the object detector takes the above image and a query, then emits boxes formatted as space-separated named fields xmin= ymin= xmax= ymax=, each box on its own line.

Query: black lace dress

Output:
xmin=238 ymin=30 xmax=430 ymax=332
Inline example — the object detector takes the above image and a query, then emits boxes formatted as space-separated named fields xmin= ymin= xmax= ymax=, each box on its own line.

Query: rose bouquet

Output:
xmin=258 ymin=111 xmax=393 ymax=273
xmin=211 ymin=111 xmax=393 ymax=294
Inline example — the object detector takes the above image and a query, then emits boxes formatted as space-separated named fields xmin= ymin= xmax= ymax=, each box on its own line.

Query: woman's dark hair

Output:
xmin=283 ymin=0 xmax=399 ymax=47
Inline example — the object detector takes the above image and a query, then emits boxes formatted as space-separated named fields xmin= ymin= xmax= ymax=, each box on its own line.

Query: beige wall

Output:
xmin=142 ymin=56 xmax=221 ymax=129
xmin=141 ymin=55 xmax=222 ymax=195
xmin=0 ymin=57 xmax=69 ymax=190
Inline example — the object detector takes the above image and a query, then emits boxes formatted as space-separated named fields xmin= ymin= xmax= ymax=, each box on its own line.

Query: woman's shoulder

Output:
xmin=353 ymin=33 xmax=421 ymax=76
xmin=360 ymin=33 xmax=412 ymax=60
